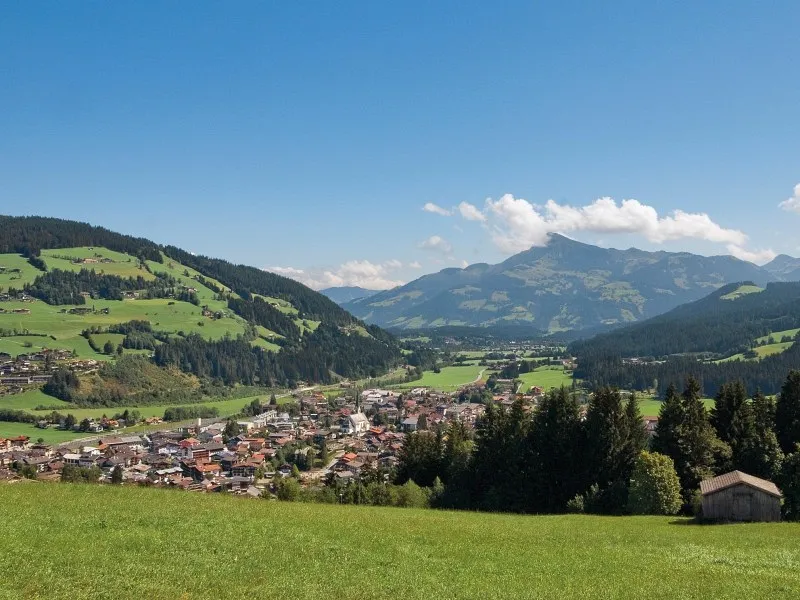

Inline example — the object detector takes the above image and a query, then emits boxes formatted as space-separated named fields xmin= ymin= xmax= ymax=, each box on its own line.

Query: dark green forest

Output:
xmin=571 ymin=282 xmax=800 ymax=396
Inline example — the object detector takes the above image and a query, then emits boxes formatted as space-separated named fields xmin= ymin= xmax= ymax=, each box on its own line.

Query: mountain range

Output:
xmin=343 ymin=234 xmax=793 ymax=332
xmin=321 ymin=286 xmax=379 ymax=305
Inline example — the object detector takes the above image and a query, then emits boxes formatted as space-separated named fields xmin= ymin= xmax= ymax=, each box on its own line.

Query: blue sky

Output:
xmin=2 ymin=2 xmax=799 ymax=289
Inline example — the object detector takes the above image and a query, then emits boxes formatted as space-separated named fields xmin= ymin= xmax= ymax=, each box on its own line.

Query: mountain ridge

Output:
xmin=321 ymin=286 xmax=380 ymax=305
xmin=343 ymin=234 xmax=777 ymax=332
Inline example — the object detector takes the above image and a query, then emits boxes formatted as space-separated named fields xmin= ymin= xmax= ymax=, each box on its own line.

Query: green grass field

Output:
xmin=396 ymin=365 xmax=485 ymax=390
xmin=517 ymin=366 xmax=574 ymax=392
xmin=0 ymin=253 xmax=42 ymax=288
xmin=1 ymin=247 xmax=250 ymax=361
xmin=0 ymin=389 xmax=279 ymax=442
xmin=720 ymin=284 xmax=764 ymax=300
xmin=637 ymin=396 xmax=715 ymax=417
xmin=40 ymin=247 xmax=156 ymax=280
xmin=1 ymin=484 xmax=798 ymax=600
xmin=755 ymin=328 xmax=800 ymax=345
xmin=754 ymin=341 xmax=794 ymax=358
xmin=0 ymin=421 xmax=88 ymax=443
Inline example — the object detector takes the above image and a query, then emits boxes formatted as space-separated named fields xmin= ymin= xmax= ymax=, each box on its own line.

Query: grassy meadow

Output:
xmin=396 ymin=365 xmax=485 ymax=390
xmin=1 ymin=483 xmax=798 ymax=599
xmin=636 ymin=395 xmax=715 ymax=418
xmin=0 ymin=388 xmax=280 ymax=443
xmin=517 ymin=366 xmax=574 ymax=392
xmin=0 ymin=247 xmax=255 ymax=362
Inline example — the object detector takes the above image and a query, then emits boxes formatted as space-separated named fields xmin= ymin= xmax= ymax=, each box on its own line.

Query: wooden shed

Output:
xmin=700 ymin=470 xmax=782 ymax=522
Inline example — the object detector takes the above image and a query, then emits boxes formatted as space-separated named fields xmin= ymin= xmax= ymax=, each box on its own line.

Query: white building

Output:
xmin=342 ymin=412 xmax=370 ymax=435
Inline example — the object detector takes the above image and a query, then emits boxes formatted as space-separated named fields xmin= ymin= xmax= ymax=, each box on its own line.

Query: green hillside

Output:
xmin=571 ymin=281 xmax=800 ymax=396
xmin=2 ymin=483 xmax=798 ymax=600
xmin=0 ymin=216 xmax=402 ymax=440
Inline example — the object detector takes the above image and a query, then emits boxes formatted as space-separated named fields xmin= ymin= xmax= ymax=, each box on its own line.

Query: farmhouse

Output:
xmin=700 ymin=470 xmax=782 ymax=522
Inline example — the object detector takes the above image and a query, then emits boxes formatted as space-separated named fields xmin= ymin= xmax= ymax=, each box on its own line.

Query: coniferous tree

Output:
xmin=711 ymin=381 xmax=754 ymax=472
xmin=779 ymin=446 xmax=800 ymax=521
xmin=776 ymin=370 xmax=800 ymax=454
xmin=653 ymin=377 xmax=723 ymax=507
xmin=738 ymin=391 xmax=784 ymax=479
xmin=527 ymin=387 xmax=583 ymax=513
xmin=582 ymin=387 xmax=627 ymax=511
xmin=395 ymin=431 xmax=442 ymax=488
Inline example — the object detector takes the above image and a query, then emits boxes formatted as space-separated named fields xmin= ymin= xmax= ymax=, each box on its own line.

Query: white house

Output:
xmin=342 ymin=412 xmax=370 ymax=435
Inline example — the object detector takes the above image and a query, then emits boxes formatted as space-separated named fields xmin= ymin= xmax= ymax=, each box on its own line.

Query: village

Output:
xmin=0 ymin=378 xmax=553 ymax=496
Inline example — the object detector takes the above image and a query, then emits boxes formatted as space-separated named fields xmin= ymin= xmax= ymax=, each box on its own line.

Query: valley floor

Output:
xmin=2 ymin=483 xmax=798 ymax=599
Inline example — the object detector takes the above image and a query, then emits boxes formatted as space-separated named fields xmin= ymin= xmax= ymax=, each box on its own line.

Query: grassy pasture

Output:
xmin=754 ymin=341 xmax=794 ymax=358
xmin=637 ymin=396 xmax=715 ymax=417
xmin=0 ymin=297 xmax=245 ymax=350
xmin=517 ymin=366 xmax=574 ymax=392
xmin=40 ymin=247 xmax=155 ymax=279
xmin=395 ymin=365 xmax=485 ymax=390
xmin=1 ymin=483 xmax=798 ymax=600
xmin=755 ymin=328 xmax=800 ymax=344
xmin=720 ymin=284 xmax=764 ymax=300
xmin=0 ymin=253 xmax=42 ymax=288
xmin=0 ymin=391 xmax=275 ymax=441
xmin=0 ymin=388 xmax=71 ymax=411
xmin=0 ymin=334 xmax=105 ymax=360
xmin=0 ymin=421 xmax=87 ymax=443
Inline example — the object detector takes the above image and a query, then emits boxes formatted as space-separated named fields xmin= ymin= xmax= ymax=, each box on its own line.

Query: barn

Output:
xmin=700 ymin=470 xmax=782 ymax=522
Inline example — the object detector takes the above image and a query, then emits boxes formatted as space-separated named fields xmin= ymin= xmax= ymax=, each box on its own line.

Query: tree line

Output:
xmin=24 ymin=269 xmax=178 ymax=305
xmin=153 ymin=323 xmax=401 ymax=388
xmin=393 ymin=372 xmax=800 ymax=519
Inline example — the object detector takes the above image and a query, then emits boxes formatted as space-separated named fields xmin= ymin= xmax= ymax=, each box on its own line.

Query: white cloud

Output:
xmin=266 ymin=260 xmax=405 ymax=290
xmin=423 ymin=202 xmax=452 ymax=216
xmin=458 ymin=201 xmax=486 ymax=222
xmin=409 ymin=261 xmax=422 ymax=269
xmin=778 ymin=183 xmax=800 ymax=214
xmin=726 ymin=244 xmax=776 ymax=265
xmin=418 ymin=235 xmax=453 ymax=254
xmin=482 ymin=193 xmax=754 ymax=256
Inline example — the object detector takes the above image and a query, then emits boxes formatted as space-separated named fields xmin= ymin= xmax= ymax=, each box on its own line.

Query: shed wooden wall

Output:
xmin=701 ymin=483 xmax=781 ymax=522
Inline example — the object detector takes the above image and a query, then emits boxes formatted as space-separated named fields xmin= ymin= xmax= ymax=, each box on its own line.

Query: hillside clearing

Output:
xmin=1 ymin=483 xmax=798 ymax=600
xmin=395 ymin=365 xmax=485 ymax=390
xmin=719 ymin=284 xmax=764 ymax=300
xmin=516 ymin=366 xmax=574 ymax=393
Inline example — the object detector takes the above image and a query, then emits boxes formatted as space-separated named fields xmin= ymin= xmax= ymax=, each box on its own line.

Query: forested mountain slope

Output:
xmin=571 ymin=282 xmax=800 ymax=396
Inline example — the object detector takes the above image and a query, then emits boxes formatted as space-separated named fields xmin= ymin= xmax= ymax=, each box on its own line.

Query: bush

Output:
xmin=395 ymin=480 xmax=429 ymax=508
xmin=275 ymin=477 xmax=301 ymax=501
xmin=628 ymin=451 xmax=682 ymax=516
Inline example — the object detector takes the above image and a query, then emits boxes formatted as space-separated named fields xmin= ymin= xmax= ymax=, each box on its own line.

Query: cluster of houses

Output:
xmin=0 ymin=291 xmax=35 ymax=303
xmin=0 ymin=349 xmax=99 ymax=392
xmin=0 ymin=387 xmax=494 ymax=495
xmin=0 ymin=292 xmax=35 ymax=314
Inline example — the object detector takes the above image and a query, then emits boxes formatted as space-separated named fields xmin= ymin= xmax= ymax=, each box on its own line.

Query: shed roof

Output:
xmin=700 ymin=471 xmax=782 ymax=498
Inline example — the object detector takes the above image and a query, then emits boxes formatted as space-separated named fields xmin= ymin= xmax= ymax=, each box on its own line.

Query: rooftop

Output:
xmin=700 ymin=471 xmax=782 ymax=498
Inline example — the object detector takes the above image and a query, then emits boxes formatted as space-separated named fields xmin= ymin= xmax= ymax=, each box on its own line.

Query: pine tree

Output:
xmin=776 ymin=370 xmax=800 ymax=454
xmin=583 ymin=387 xmax=625 ymax=490
xmin=711 ymin=381 xmax=754 ymax=472
xmin=527 ymin=387 xmax=583 ymax=513
xmin=653 ymin=377 xmax=722 ymax=507
xmin=738 ymin=391 xmax=784 ymax=479
xmin=779 ymin=446 xmax=800 ymax=521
